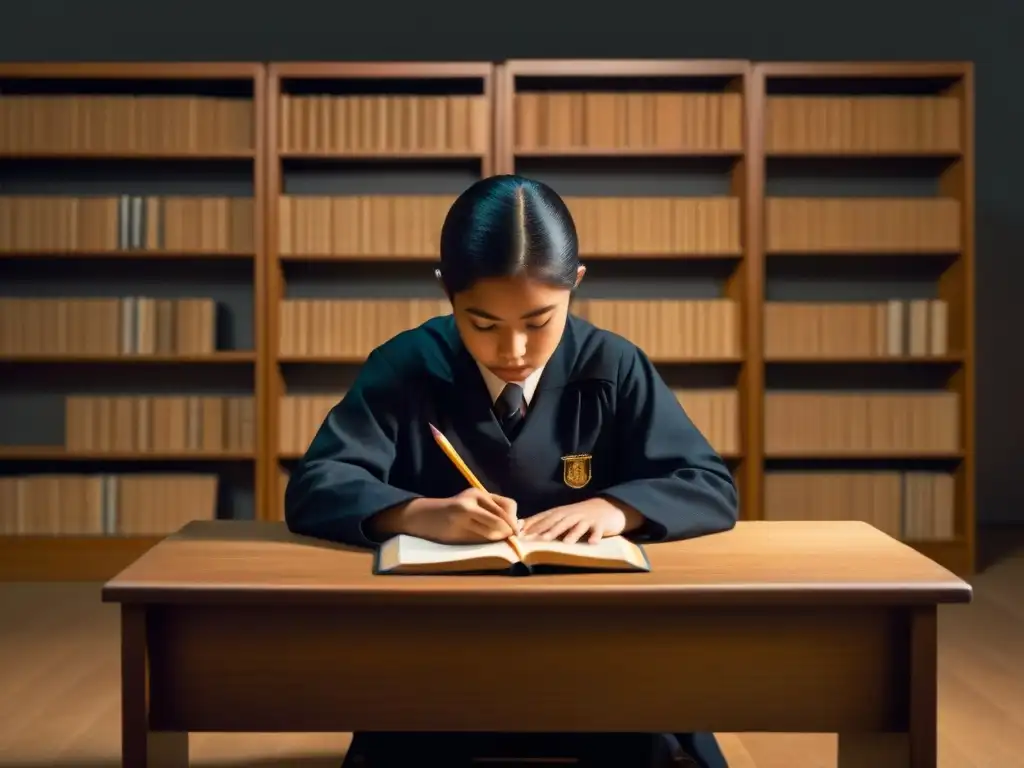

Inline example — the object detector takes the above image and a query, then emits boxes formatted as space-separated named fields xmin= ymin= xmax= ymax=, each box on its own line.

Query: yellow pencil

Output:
xmin=428 ymin=423 xmax=526 ymax=559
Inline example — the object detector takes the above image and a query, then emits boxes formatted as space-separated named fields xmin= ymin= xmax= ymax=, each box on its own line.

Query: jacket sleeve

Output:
xmin=284 ymin=349 xmax=422 ymax=548
xmin=598 ymin=344 xmax=739 ymax=542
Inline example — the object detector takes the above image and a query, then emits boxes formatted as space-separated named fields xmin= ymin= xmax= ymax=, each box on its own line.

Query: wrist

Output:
xmin=598 ymin=496 xmax=646 ymax=533
xmin=366 ymin=496 xmax=444 ymax=539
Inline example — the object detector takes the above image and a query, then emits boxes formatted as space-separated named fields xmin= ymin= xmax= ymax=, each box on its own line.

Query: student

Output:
xmin=285 ymin=175 xmax=738 ymax=768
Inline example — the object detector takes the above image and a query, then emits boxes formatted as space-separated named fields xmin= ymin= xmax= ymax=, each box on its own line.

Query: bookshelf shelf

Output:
xmin=274 ymin=252 xmax=745 ymax=263
xmin=766 ymin=150 xmax=961 ymax=159
xmin=765 ymin=249 xmax=961 ymax=256
xmin=0 ymin=250 xmax=255 ymax=260
xmin=0 ymin=61 xmax=268 ymax=580
xmin=279 ymin=150 xmax=485 ymax=161
xmin=764 ymin=451 xmax=965 ymax=460
xmin=277 ymin=253 xmax=440 ymax=263
xmin=766 ymin=250 xmax=961 ymax=258
xmin=0 ymin=448 xmax=255 ymax=460
xmin=585 ymin=256 xmax=745 ymax=264
xmin=0 ymin=352 xmax=255 ymax=364
xmin=513 ymin=148 xmax=744 ymax=158
xmin=0 ymin=58 xmax=976 ymax=580
xmin=276 ymin=450 xmax=746 ymax=461
xmin=0 ymin=150 xmax=256 ymax=160
xmin=276 ymin=355 xmax=745 ymax=365
xmin=765 ymin=355 xmax=964 ymax=364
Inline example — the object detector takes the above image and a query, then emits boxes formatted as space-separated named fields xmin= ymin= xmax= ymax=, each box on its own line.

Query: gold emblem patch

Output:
xmin=561 ymin=454 xmax=592 ymax=489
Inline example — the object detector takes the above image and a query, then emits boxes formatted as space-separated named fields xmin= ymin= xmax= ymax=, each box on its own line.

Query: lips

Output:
xmin=490 ymin=366 xmax=531 ymax=381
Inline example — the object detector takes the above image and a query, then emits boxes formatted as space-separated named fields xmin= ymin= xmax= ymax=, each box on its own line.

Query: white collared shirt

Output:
xmin=475 ymin=362 xmax=545 ymax=408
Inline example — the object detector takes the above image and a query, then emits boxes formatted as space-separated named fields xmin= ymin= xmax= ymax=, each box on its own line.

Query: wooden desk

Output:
xmin=102 ymin=519 xmax=971 ymax=768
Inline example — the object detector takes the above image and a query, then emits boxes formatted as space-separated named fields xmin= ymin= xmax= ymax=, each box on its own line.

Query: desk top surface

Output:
xmin=102 ymin=520 xmax=971 ymax=607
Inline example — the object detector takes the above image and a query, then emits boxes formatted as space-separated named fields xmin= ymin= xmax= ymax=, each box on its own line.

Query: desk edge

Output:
xmin=100 ymin=580 xmax=973 ymax=607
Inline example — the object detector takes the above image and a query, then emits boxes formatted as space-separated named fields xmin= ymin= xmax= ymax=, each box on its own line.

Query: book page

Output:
xmin=380 ymin=535 xmax=517 ymax=571
xmin=519 ymin=536 xmax=648 ymax=570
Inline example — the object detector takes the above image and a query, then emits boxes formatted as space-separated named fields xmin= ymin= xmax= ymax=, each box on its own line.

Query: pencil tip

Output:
xmin=428 ymin=423 xmax=441 ymax=437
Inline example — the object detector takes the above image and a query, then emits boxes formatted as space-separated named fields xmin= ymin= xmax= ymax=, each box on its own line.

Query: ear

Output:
xmin=573 ymin=264 xmax=587 ymax=289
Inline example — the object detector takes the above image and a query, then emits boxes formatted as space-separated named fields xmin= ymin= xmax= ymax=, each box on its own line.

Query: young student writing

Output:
xmin=285 ymin=175 xmax=737 ymax=768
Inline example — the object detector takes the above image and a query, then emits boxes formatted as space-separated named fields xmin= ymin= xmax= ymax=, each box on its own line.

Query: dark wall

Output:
xmin=2 ymin=0 xmax=1021 ymax=524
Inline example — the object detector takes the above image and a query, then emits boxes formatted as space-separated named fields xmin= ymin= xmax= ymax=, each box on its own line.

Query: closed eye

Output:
xmin=470 ymin=315 xmax=552 ymax=332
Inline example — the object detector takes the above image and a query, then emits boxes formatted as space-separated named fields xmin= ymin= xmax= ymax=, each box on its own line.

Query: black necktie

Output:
xmin=494 ymin=384 xmax=526 ymax=438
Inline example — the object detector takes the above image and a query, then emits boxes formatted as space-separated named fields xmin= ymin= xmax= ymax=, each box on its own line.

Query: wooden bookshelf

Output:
xmin=495 ymin=59 xmax=759 ymax=513
xmin=265 ymin=62 xmax=496 ymax=515
xmin=0 ymin=59 xmax=976 ymax=580
xmin=0 ymin=62 xmax=268 ymax=580
xmin=754 ymin=61 xmax=975 ymax=575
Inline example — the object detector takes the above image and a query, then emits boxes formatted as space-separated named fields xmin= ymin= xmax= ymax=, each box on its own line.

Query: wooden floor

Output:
xmin=1 ymin=533 xmax=1022 ymax=768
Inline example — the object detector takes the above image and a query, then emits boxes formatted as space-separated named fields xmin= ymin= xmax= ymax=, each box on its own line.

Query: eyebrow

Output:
xmin=465 ymin=304 xmax=557 ymax=321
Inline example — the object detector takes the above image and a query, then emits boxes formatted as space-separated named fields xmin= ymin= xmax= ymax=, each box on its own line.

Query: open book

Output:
xmin=373 ymin=534 xmax=651 ymax=576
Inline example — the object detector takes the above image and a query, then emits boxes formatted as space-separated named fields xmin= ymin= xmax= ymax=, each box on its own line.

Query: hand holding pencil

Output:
xmin=429 ymin=424 xmax=525 ymax=555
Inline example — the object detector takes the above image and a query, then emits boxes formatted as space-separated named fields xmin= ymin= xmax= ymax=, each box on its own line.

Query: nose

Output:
xmin=497 ymin=327 xmax=527 ymax=362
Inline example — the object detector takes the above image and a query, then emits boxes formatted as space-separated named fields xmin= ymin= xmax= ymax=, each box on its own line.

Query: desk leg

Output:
xmin=121 ymin=605 xmax=189 ymax=768
xmin=838 ymin=607 xmax=938 ymax=768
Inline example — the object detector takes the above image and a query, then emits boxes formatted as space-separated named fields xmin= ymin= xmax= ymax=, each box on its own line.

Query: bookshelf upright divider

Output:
xmin=265 ymin=62 xmax=496 ymax=516
xmin=496 ymin=59 xmax=758 ymax=514
xmin=0 ymin=62 xmax=266 ymax=580
xmin=742 ymin=68 xmax=767 ymax=526
xmin=253 ymin=64 xmax=271 ymax=523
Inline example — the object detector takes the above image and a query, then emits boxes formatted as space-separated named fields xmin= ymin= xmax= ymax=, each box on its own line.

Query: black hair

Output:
xmin=438 ymin=174 xmax=580 ymax=295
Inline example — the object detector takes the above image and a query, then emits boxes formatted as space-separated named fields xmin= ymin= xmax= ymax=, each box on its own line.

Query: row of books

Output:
xmin=764 ymin=392 xmax=960 ymax=454
xmin=514 ymin=92 xmax=743 ymax=152
xmin=0 ymin=196 xmax=255 ymax=253
xmin=0 ymin=296 xmax=960 ymax=362
xmin=278 ymin=195 xmax=453 ymax=257
xmin=573 ymin=300 xmax=741 ymax=360
xmin=565 ymin=197 xmax=740 ymax=255
xmin=65 ymin=396 xmax=256 ymax=453
xmin=276 ymin=392 xmax=960 ymax=458
xmin=276 ymin=299 xmax=741 ymax=360
xmin=0 ymin=473 xmax=217 ymax=536
xmin=0 ymin=92 xmax=964 ymax=157
xmin=0 ymin=194 xmax=962 ymax=256
xmin=0 ymin=297 xmax=217 ymax=356
xmin=276 ymin=389 xmax=741 ymax=456
xmin=765 ymin=198 xmax=961 ymax=253
xmin=672 ymin=389 xmax=740 ymax=454
xmin=279 ymin=298 xmax=449 ymax=357
xmin=764 ymin=471 xmax=956 ymax=541
xmin=0 ymin=96 xmax=254 ymax=154
xmin=765 ymin=96 xmax=961 ymax=154
xmin=764 ymin=300 xmax=950 ymax=358
xmin=7 ymin=390 xmax=961 ymax=460
xmin=278 ymin=95 xmax=489 ymax=154
xmin=277 ymin=195 xmax=742 ymax=257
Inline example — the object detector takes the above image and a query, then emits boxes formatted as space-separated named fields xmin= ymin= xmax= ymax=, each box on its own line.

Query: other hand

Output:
xmin=520 ymin=498 xmax=628 ymax=544
xmin=406 ymin=488 xmax=519 ymax=544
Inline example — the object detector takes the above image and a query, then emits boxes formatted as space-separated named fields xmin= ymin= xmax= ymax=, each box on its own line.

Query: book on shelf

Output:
xmin=373 ymin=534 xmax=651 ymax=576
xmin=0 ymin=473 xmax=217 ymax=536
xmin=0 ymin=195 xmax=253 ymax=253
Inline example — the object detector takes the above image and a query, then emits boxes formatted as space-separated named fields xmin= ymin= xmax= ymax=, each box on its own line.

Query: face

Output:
xmin=448 ymin=267 xmax=585 ymax=383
